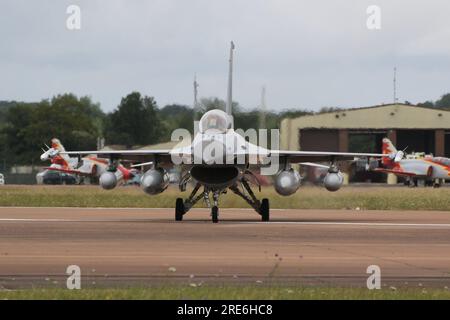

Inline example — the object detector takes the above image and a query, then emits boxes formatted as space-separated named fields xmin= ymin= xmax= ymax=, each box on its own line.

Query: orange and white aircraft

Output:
xmin=374 ymin=138 xmax=450 ymax=187
xmin=40 ymin=138 xmax=137 ymax=188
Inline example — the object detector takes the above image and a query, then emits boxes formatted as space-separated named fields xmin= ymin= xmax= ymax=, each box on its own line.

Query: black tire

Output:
xmin=211 ymin=206 xmax=219 ymax=223
xmin=175 ymin=198 xmax=184 ymax=221
xmin=260 ymin=198 xmax=270 ymax=222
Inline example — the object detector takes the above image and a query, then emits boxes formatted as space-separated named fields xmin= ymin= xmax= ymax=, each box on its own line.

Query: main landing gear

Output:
xmin=230 ymin=179 xmax=270 ymax=222
xmin=174 ymin=179 xmax=269 ymax=223
xmin=175 ymin=183 xmax=202 ymax=222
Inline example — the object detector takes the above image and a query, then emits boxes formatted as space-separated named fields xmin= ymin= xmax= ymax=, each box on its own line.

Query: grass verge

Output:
xmin=1 ymin=286 xmax=449 ymax=300
xmin=1 ymin=185 xmax=450 ymax=211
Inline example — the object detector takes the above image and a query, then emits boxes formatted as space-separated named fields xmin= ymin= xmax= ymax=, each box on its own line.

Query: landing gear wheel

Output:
xmin=260 ymin=198 xmax=270 ymax=222
xmin=211 ymin=206 xmax=219 ymax=223
xmin=175 ymin=198 xmax=185 ymax=221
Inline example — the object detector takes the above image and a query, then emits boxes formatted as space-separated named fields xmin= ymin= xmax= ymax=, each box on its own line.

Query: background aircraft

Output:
xmin=40 ymin=138 xmax=137 ymax=187
xmin=374 ymin=138 xmax=450 ymax=187
xmin=49 ymin=42 xmax=393 ymax=222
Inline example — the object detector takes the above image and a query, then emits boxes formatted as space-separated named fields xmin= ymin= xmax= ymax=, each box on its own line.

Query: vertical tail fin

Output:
xmin=51 ymin=138 xmax=66 ymax=152
xmin=50 ymin=138 xmax=72 ymax=169
xmin=382 ymin=137 xmax=397 ymax=166
xmin=226 ymin=41 xmax=235 ymax=125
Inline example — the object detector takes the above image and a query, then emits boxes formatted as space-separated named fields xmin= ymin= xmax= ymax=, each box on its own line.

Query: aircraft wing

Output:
xmin=44 ymin=167 xmax=92 ymax=176
xmin=60 ymin=149 xmax=175 ymax=163
xmin=298 ymin=162 xmax=330 ymax=169
xmin=268 ymin=150 xmax=389 ymax=163
xmin=60 ymin=148 xmax=391 ymax=166
xmin=372 ymin=168 xmax=423 ymax=177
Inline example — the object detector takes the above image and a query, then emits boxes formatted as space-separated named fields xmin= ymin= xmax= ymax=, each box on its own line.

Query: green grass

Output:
xmin=1 ymin=185 xmax=450 ymax=211
xmin=1 ymin=286 xmax=449 ymax=300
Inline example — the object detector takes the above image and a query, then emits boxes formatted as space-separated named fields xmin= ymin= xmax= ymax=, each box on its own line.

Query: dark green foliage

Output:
xmin=159 ymin=104 xmax=194 ymax=139
xmin=417 ymin=101 xmax=435 ymax=108
xmin=435 ymin=93 xmax=450 ymax=109
xmin=104 ymin=92 xmax=164 ymax=147
xmin=417 ymin=93 xmax=450 ymax=110
xmin=1 ymin=94 xmax=104 ymax=165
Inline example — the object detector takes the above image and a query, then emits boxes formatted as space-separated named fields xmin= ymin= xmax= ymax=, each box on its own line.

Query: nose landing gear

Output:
xmin=211 ymin=206 xmax=219 ymax=223
xmin=174 ymin=183 xmax=223 ymax=223
xmin=211 ymin=191 xmax=220 ymax=223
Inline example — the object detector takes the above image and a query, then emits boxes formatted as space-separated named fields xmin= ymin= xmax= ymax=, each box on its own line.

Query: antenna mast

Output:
xmin=258 ymin=86 xmax=267 ymax=129
xmin=226 ymin=41 xmax=235 ymax=116
xmin=393 ymin=67 xmax=398 ymax=104
xmin=193 ymin=74 xmax=199 ymax=120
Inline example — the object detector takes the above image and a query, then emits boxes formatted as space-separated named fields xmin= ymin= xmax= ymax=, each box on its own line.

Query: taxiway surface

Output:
xmin=0 ymin=207 xmax=449 ymax=288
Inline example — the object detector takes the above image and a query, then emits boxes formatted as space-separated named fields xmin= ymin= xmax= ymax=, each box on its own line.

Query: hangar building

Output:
xmin=280 ymin=103 xmax=450 ymax=183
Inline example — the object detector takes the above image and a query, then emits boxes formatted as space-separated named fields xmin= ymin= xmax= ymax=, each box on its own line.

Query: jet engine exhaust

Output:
xmin=190 ymin=165 xmax=239 ymax=188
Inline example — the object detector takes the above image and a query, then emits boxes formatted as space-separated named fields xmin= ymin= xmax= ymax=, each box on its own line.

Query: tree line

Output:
xmin=0 ymin=92 xmax=310 ymax=166
xmin=0 ymin=91 xmax=449 ymax=166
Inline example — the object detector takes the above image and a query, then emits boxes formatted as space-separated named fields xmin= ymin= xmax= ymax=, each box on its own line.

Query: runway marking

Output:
xmin=0 ymin=218 xmax=75 ymax=222
xmin=0 ymin=218 xmax=450 ymax=228
xmin=0 ymin=207 xmax=178 ymax=210
xmin=239 ymin=221 xmax=450 ymax=228
xmin=0 ymin=206 xmax=287 ymax=211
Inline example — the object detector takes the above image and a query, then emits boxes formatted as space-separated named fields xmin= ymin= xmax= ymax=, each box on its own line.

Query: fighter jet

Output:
xmin=46 ymin=42 xmax=395 ymax=222
xmin=374 ymin=137 xmax=450 ymax=187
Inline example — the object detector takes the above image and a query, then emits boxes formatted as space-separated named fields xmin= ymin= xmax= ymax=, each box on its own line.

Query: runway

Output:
xmin=1 ymin=207 xmax=450 ymax=289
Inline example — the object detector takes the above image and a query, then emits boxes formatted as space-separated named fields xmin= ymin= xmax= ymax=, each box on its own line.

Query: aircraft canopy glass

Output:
xmin=199 ymin=109 xmax=229 ymax=134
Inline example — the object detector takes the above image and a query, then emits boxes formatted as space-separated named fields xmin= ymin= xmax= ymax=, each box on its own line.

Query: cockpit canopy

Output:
xmin=199 ymin=109 xmax=230 ymax=134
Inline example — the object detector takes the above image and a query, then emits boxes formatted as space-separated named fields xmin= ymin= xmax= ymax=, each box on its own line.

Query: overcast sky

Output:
xmin=1 ymin=0 xmax=450 ymax=112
